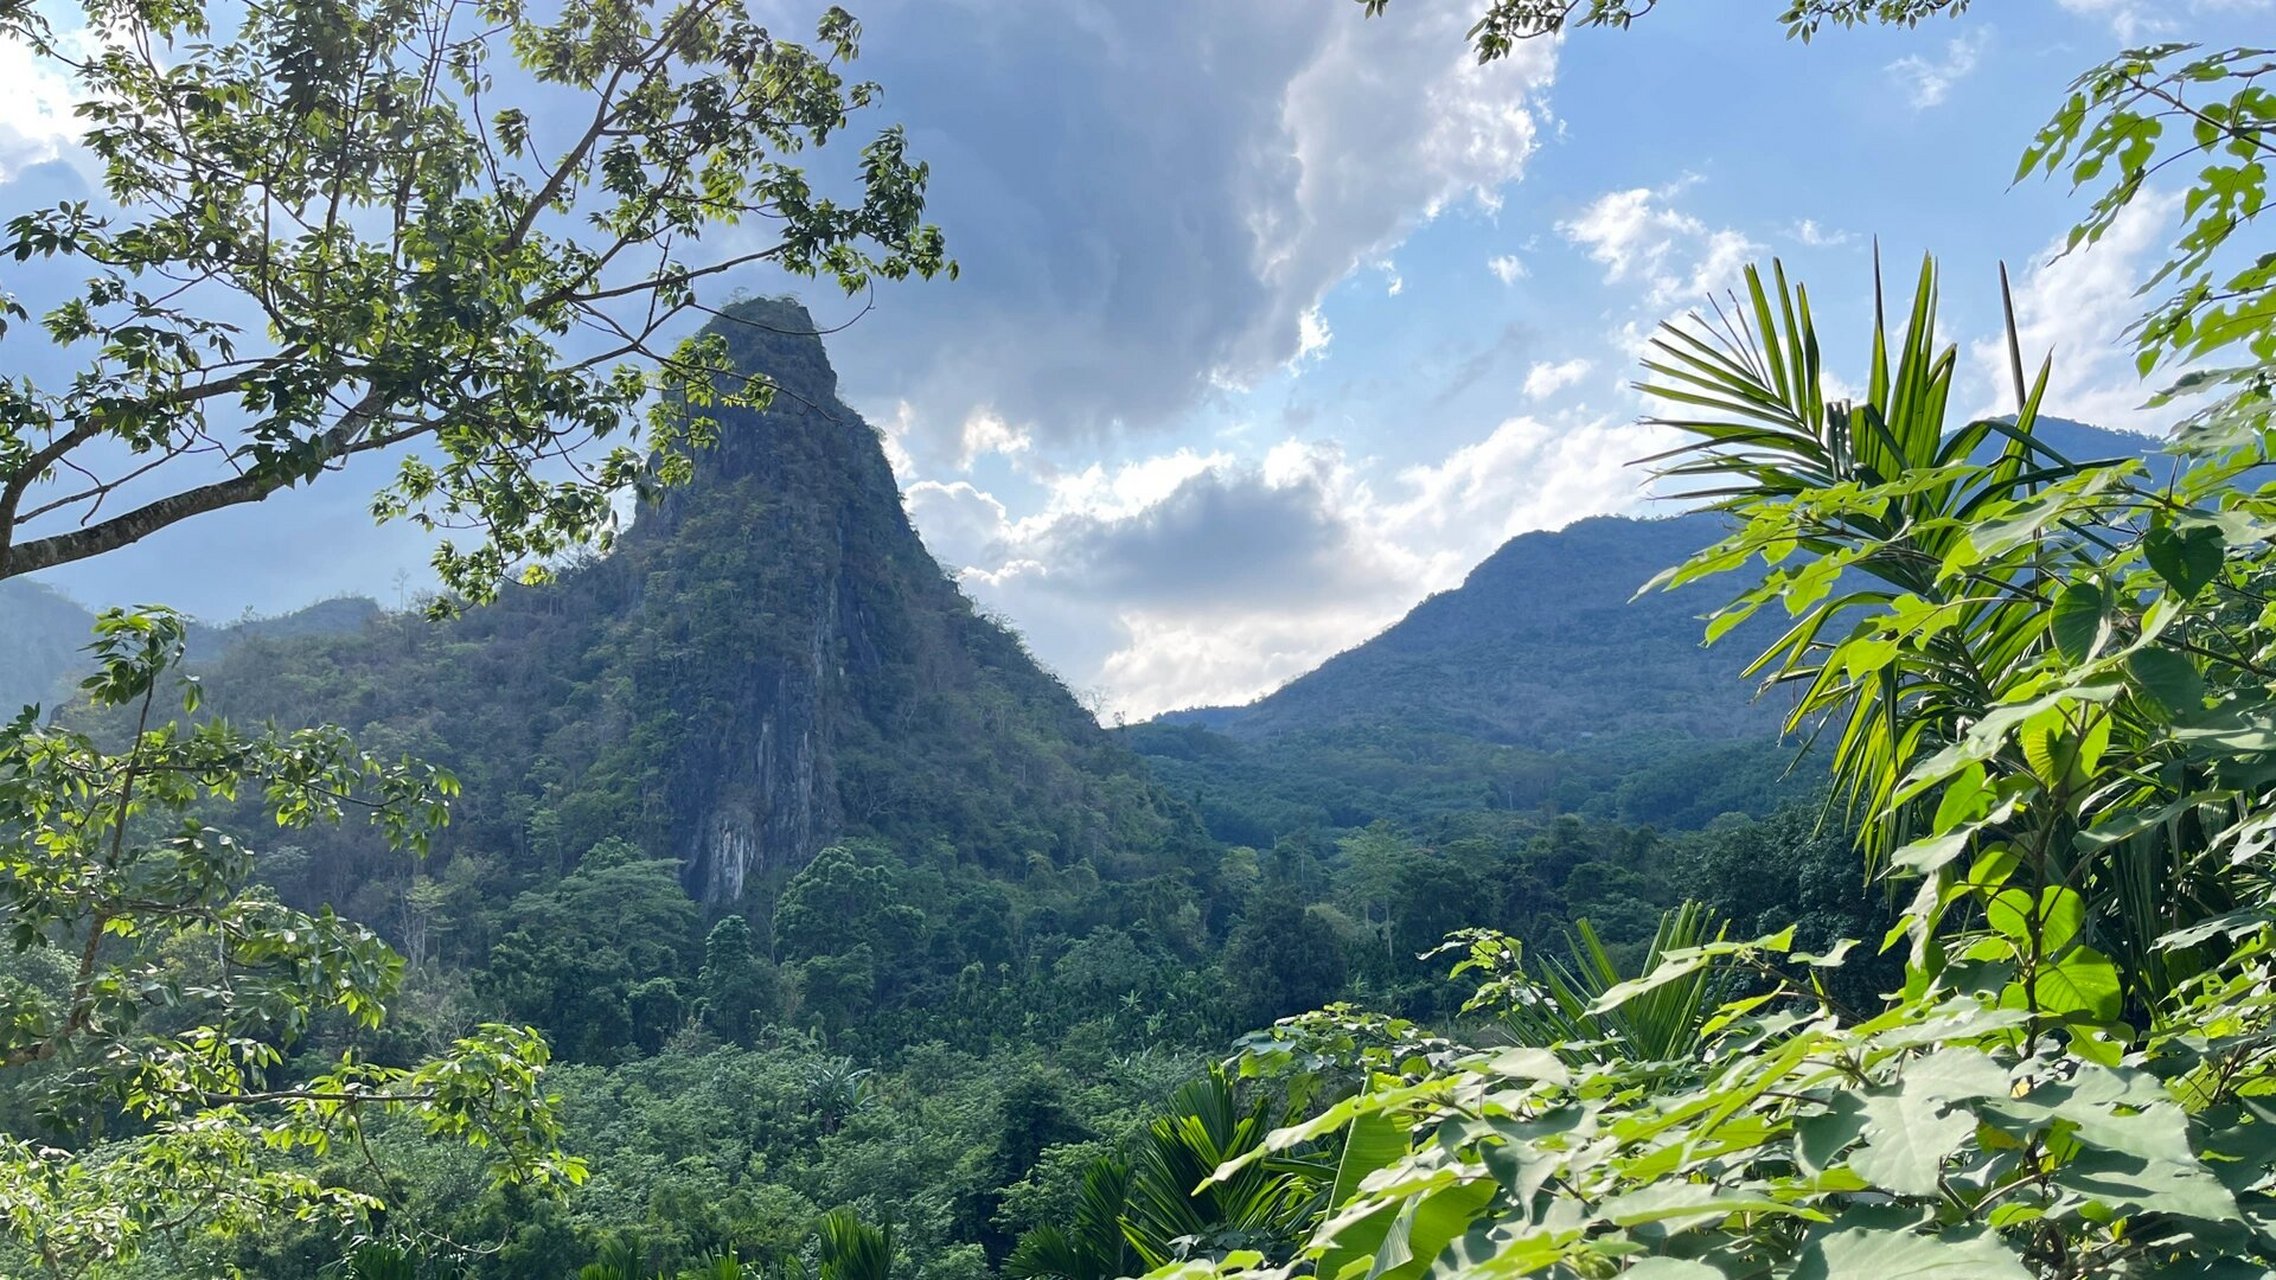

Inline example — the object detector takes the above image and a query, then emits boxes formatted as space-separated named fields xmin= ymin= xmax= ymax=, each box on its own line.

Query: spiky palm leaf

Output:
xmin=1497 ymin=901 xmax=1729 ymax=1062
xmin=1640 ymin=254 xmax=2259 ymax=1009
xmin=1004 ymin=1156 xmax=1134 ymax=1280
xmin=814 ymin=1207 xmax=893 ymax=1280
xmin=582 ymin=1236 xmax=651 ymax=1280
xmin=1644 ymin=256 xmax=2096 ymax=861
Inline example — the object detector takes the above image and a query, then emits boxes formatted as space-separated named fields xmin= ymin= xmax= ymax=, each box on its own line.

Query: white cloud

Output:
xmin=1559 ymin=184 xmax=1759 ymax=308
xmin=907 ymin=408 xmax=1669 ymax=719
xmin=0 ymin=29 xmax=89 ymax=180
xmin=1294 ymin=305 xmax=1334 ymax=365
xmin=1487 ymin=253 xmax=1528 ymax=284
xmin=1968 ymin=190 xmax=2183 ymax=432
xmin=956 ymin=409 xmax=1032 ymax=469
xmin=1523 ymin=357 xmax=1594 ymax=400
xmin=2052 ymin=0 xmax=2266 ymax=40
xmin=1791 ymin=219 xmax=1853 ymax=248
xmin=1886 ymin=27 xmax=1989 ymax=111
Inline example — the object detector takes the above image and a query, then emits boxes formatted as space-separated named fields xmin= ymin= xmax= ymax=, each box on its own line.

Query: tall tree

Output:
xmin=0 ymin=611 xmax=579 ymax=1274
xmin=0 ymin=0 xmax=949 ymax=600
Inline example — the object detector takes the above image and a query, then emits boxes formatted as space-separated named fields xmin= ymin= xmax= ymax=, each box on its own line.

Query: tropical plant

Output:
xmin=1142 ymin=241 xmax=2276 ymax=1276
xmin=1644 ymin=254 xmax=2265 ymax=1019
xmin=1005 ymin=1156 xmax=1137 ymax=1280
xmin=334 ymin=1239 xmax=420 ymax=1280
xmin=1177 ymin=929 xmax=2276 ymax=1280
xmin=1009 ymin=1069 xmax=1326 ymax=1277
xmin=813 ymin=1207 xmax=895 ymax=1280
xmin=1444 ymin=901 xmax=1733 ymax=1063
xmin=0 ymin=609 xmax=577 ymax=1275
xmin=582 ymin=1236 xmax=654 ymax=1280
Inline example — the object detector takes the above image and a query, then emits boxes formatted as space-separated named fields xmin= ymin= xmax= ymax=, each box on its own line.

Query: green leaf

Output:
xmin=1847 ymin=1086 xmax=1973 ymax=1197
xmin=1792 ymin=1224 xmax=2032 ymax=1280
xmin=2128 ymin=647 xmax=2205 ymax=716
xmin=2049 ymin=581 xmax=2111 ymax=663
xmin=2030 ymin=946 xmax=2123 ymax=1020
xmin=1331 ymin=1111 xmax=1409 ymax=1209
xmin=1985 ymin=886 xmax=2086 ymax=954
xmin=1620 ymin=1262 xmax=1725 ymax=1279
xmin=2052 ymin=1148 xmax=2238 ymax=1220
xmin=1598 ymin=1182 xmax=1825 ymax=1229
xmin=2144 ymin=523 xmax=2224 ymax=598
xmin=1368 ymin=1179 xmax=1497 ymax=1280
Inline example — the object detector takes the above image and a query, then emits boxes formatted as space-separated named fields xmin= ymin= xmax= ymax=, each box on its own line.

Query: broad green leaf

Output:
xmin=1985 ymin=886 xmax=2086 ymax=955
xmin=2144 ymin=522 xmax=2224 ymax=598
xmin=1899 ymin=1048 xmax=2011 ymax=1102
xmin=2127 ymin=647 xmax=2205 ymax=716
xmin=1792 ymin=1224 xmax=2032 ymax=1280
xmin=1368 ymin=1179 xmax=1498 ymax=1280
xmin=1598 ymin=1183 xmax=1825 ymax=1229
xmin=1847 ymin=1087 xmax=1972 ymax=1197
xmin=2029 ymin=946 xmax=2123 ymax=1021
xmin=2052 ymin=1148 xmax=2238 ymax=1220
xmin=2049 ymin=580 xmax=2110 ymax=663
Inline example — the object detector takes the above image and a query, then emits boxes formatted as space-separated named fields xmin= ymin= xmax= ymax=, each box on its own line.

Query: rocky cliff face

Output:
xmin=174 ymin=297 xmax=1185 ymax=908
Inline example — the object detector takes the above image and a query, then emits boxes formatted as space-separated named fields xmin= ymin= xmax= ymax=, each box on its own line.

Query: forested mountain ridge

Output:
xmin=1161 ymin=417 xmax=2152 ymax=748
xmin=177 ymin=296 xmax=1207 ymax=918
xmin=1131 ymin=418 xmax=2161 ymax=838
xmin=1160 ymin=512 xmax=1786 ymax=748
xmin=0 ymin=581 xmax=381 ymax=714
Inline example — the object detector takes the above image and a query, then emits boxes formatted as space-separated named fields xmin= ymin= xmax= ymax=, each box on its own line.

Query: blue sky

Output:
xmin=2 ymin=0 xmax=2265 ymax=718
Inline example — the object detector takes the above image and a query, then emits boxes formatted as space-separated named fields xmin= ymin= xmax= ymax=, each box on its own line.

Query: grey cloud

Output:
xmin=1037 ymin=467 xmax=1373 ymax=609
xmin=764 ymin=0 xmax=1553 ymax=454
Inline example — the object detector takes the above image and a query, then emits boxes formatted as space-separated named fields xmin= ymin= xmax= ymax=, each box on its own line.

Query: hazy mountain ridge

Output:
xmin=0 ymin=582 xmax=382 ymax=715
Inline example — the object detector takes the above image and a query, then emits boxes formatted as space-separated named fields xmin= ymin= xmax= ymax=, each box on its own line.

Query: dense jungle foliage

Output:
xmin=3 ymin=0 xmax=2273 ymax=1277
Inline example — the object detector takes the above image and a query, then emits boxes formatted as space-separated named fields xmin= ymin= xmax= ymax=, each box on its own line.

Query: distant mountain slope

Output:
xmin=0 ymin=579 xmax=94 ymax=714
xmin=1 ymin=583 xmax=382 ymax=716
xmin=1133 ymin=418 xmax=2162 ymax=836
xmin=1170 ymin=512 xmax=1785 ymax=750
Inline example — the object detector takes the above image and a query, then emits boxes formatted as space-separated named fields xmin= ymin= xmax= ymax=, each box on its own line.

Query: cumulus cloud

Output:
xmin=1487 ymin=253 xmax=1528 ymax=284
xmin=1523 ymin=357 xmax=1593 ymax=400
xmin=1967 ymin=190 xmax=2182 ymax=431
xmin=1886 ymin=27 xmax=1989 ymax=110
xmin=0 ymin=31 xmax=89 ymax=181
xmin=773 ymin=0 xmax=1556 ymax=464
xmin=1559 ymin=183 xmax=1759 ymax=309
xmin=911 ymin=413 xmax=1670 ymax=719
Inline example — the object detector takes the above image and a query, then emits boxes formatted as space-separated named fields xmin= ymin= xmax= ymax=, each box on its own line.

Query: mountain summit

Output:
xmin=180 ymin=298 xmax=1198 ymax=907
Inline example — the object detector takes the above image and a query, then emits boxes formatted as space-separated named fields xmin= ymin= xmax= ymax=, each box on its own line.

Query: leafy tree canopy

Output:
xmin=0 ymin=0 xmax=949 ymax=601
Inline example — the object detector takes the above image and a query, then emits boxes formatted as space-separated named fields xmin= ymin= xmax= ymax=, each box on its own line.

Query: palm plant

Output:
xmin=580 ymin=1236 xmax=653 ymax=1280
xmin=1006 ymin=1068 xmax=1324 ymax=1277
xmin=1643 ymin=255 xmax=2265 ymax=1016
xmin=813 ymin=1207 xmax=893 ymax=1280
xmin=1118 ymin=1070 xmax=1323 ymax=1268
xmin=1644 ymin=257 xmax=2089 ymax=856
xmin=1472 ymin=901 xmax=1730 ymax=1062
xmin=806 ymin=1057 xmax=875 ymax=1135
xmin=1003 ymin=1157 xmax=1135 ymax=1280
xmin=335 ymin=1240 xmax=420 ymax=1280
